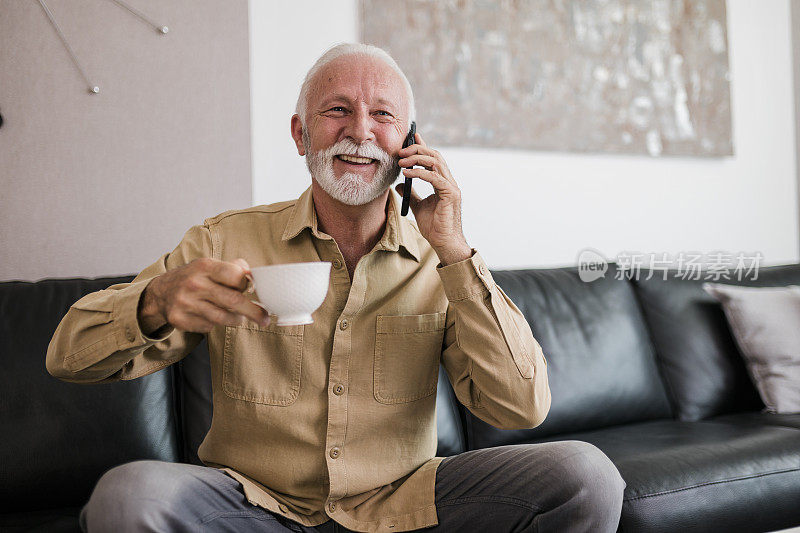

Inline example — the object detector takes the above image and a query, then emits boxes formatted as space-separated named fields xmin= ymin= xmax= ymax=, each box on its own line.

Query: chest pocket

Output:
xmin=222 ymin=322 xmax=304 ymax=406
xmin=374 ymin=312 xmax=447 ymax=404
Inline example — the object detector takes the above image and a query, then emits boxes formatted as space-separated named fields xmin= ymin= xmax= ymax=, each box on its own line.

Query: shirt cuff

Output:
xmin=111 ymin=278 xmax=175 ymax=349
xmin=436 ymin=249 xmax=495 ymax=301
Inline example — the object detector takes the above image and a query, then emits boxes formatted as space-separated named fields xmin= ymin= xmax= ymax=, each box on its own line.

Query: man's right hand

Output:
xmin=138 ymin=257 xmax=270 ymax=335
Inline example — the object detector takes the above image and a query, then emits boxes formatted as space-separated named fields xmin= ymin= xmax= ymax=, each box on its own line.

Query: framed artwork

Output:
xmin=360 ymin=0 xmax=733 ymax=157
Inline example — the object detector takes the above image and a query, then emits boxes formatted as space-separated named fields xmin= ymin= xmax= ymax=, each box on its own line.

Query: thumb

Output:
xmin=394 ymin=182 xmax=421 ymax=210
xmin=232 ymin=258 xmax=251 ymax=273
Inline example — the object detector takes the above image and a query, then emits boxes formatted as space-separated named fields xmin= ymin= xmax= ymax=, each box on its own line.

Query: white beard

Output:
xmin=304 ymin=130 xmax=401 ymax=206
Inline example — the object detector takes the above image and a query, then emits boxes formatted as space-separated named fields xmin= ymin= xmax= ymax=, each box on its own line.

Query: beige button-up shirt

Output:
xmin=46 ymin=185 xmax=551 ymax=532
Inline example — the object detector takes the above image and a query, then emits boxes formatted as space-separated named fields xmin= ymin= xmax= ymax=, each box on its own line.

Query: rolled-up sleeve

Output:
xmin=45 ymin=224 xmax=212 ymax=384
xmin=437 ymin=249 xmax=551 ymax=430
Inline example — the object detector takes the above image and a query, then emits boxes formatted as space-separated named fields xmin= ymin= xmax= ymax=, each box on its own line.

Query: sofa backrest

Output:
xmin=631 ymin=263 xmax=800 ymax=421
xmin=17 ymin=261 xmax=799 ymax=510
xmin=466 ymin=266 xmax=673 ymax=450
xmin=0 ymin=276 xmax=181 ymax=513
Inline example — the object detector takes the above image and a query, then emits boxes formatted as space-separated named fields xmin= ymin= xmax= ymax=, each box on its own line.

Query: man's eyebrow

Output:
xmin=318 ymin=94 xmax=353 ymax=108
xmin=317 ymin=95 xmax=400 ymax=111
xmin=374 ymin=98 xmax=399 ymax=110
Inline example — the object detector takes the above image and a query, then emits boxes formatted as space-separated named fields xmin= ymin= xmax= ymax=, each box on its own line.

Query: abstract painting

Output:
xmin=360 ymin=0 xmax=733 ymax=157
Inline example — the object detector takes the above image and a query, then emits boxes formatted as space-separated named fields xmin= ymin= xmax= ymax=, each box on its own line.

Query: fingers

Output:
xmin=194 ymin=299 xmax=247 ymax=327
xmin=397 ymin=139 xmax=454 ymax=184
xmin=203 ymin=280 xmax=268 ymax=326
xmin=187 ymin=258 xmax=267 ymax=327
xmin=204 ymin=258 xmax=267 ymax=324
xmin=398 ymin=153 xmax=437 ymax=170
xmin=398 ymin=144 xmax=432 ymax=159
xmin=208 ymin=258 xmax=250 ymax=292
xmin=161 ymin=258 xmax=271 ymax=333
xmin=397 ymin=132 xmax=429 ymax=157
xmin=239 ymin=301 xmax=271 ymax=327
xmin=400 ymin=166 xmax=451 ymax=191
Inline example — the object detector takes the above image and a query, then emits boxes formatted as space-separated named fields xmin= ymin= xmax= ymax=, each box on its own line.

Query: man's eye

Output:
xmin=375 ymin=110 xmax=391 ymax=116
xmin=329 ymin=107 xmax=346 ymax=112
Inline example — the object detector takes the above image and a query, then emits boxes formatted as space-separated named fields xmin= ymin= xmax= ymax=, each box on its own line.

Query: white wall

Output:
xmin=249 ymin=0 xmax=799 ymax=269
xmin=793 ymin=0 xmax=800 ymax=250
xmin=249 ymin=0 xmax=357 ymax=209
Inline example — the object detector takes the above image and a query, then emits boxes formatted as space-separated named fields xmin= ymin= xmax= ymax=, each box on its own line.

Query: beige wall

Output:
xmin=0 ymin=0 xmax=251 ymax=281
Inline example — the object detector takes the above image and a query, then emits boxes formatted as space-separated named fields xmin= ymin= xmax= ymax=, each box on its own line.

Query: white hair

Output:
xmin=295 ymin=43 xmax=416 ymax=129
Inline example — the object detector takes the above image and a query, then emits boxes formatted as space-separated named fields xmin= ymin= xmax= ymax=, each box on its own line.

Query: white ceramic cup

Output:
xmin=245 ymin=261 xmax=331 ymax=326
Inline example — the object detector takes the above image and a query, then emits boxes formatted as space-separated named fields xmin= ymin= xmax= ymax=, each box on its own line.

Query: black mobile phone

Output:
xmin=400 ymin=121 xmax=416 ymax=216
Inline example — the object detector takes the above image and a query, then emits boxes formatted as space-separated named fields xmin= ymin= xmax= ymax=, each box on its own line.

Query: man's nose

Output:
xmin=344 ymin=109 xmax=375 ymax=144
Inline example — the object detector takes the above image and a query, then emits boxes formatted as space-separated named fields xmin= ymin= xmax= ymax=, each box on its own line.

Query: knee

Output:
xmin=551 ymin=441 xmax=626 ymax=508
xmin=90 ymin=459 xmax=177 ymax=503
xmin=83 ymin=460 xmax=190 ymax=531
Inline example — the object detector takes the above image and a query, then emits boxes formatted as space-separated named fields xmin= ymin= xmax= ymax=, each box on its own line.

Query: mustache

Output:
xmin=322 ymin=138 xmax=395 ymax=164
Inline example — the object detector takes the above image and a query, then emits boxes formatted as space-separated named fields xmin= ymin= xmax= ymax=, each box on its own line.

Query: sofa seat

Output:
xmin=527 ymin=419 xmax=800 ymax=533
xmin=710 ymin=410 xmax=800 ymax=431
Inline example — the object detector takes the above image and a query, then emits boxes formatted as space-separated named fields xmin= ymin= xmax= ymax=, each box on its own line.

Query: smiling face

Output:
xmin=291 ymin=53 xmax=410 ymax=206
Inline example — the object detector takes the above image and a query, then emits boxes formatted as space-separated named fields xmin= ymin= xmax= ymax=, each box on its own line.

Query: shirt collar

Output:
xmin=281 ymin=185 xmax=421 ymax=262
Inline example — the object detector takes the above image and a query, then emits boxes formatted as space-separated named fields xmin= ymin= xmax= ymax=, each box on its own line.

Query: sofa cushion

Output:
xmin=466 ymin=266 xmax=672 ymax=449
xmin=528 ymin=419 xmax=800 ymax=533
xmin=632 ymin=264 xmax=800 ymax=421
xmin=0 ymin=277 xmax=181 ymax=513
xmin=703 ymin=283 xmax=800 ymax=414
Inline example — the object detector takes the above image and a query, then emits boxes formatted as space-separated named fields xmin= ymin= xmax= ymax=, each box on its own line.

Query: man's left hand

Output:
xmin=395 ymin=132 xmax=472 ymax=266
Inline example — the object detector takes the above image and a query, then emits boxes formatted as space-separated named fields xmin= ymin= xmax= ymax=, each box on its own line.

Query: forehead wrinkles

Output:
xmin=309 ymin=57 xmax=406 ymax=112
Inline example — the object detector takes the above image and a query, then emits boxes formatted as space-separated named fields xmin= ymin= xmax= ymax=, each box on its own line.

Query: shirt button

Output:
xmin=332 ymin=258 xmax=343 ymax=269
xmin=339 ymin=319 xmax=349 ymax=330
xmin=328 ymin=501 xmax=337 ymax=513
xmin=333 ymin=384 xmax=345 ymax=395
xmin=329 ymin=446 xmax=341 ymax=459
xmin=479 ymin=264 xmax=487 ymax=275
xmin=278 ymin=503 xmax=288 ymax=513
xmin=126 ymin=327 xmax=135 ymax=342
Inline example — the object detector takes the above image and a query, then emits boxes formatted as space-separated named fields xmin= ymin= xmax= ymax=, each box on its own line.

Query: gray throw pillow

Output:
xmin=702 ymin=283 xmax=800 ymax=414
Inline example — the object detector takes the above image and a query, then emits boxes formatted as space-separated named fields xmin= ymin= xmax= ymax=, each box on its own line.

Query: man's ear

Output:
xmin=290 ymin=114 xmax=306 ymax=156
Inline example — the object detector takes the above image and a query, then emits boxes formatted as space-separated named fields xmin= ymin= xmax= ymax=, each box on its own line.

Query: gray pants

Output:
xmin=80 ymin=440 xmax=626 ymax=532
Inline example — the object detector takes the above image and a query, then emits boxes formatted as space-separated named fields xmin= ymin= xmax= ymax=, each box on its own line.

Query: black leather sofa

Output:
xmin=2 ymin=262 xmax=800 ymax=532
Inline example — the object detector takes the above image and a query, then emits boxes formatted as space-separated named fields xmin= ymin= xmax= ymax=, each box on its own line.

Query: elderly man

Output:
xmin=47 ymin=43 xmax=626 ymax=532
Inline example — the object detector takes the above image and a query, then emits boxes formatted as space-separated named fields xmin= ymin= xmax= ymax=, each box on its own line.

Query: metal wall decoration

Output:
xmin=37 ymin=0 xmax=169 ymax=95
xmin=360 ymin=0 xmax=733 ymax=157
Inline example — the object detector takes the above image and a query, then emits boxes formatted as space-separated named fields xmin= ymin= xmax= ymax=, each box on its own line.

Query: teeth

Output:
xmin=338 ymin=155 xmax=373 ymax=164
